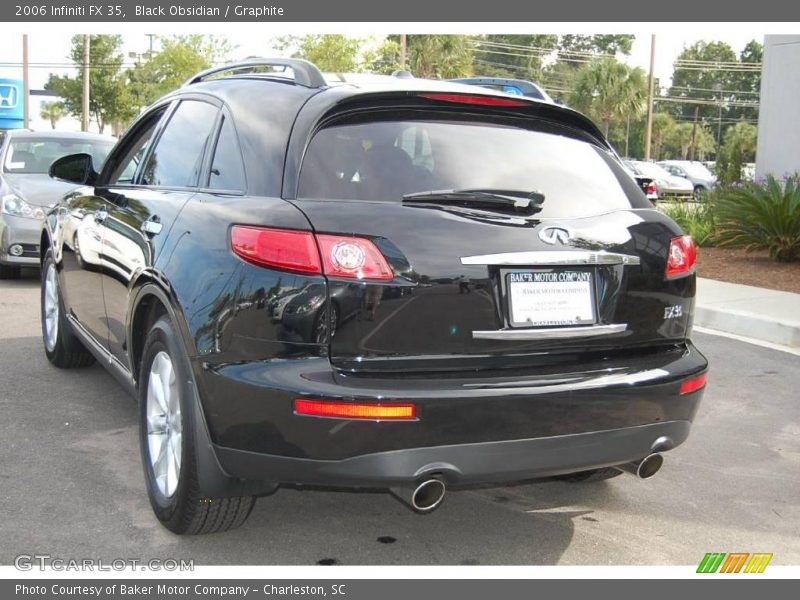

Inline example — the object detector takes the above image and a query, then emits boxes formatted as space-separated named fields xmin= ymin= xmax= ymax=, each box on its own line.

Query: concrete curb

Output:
xmin=694 ymin=278 xmax=800 ymax=348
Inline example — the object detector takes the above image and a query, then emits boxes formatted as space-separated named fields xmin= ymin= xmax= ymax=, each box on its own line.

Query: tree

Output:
xmin=664 ymin=122 xmax=695 ymax=159
xmin=281 ymin=34 xmax=362 ymax=72
xmin=362 ymin=38 xmax=401 ymax=74
xmin=278 ymin=35 xmax=403 ymax=75
xmin=472 ymin=35 xmax=559 ymax=81
xmin=730 ymin=39 xmax=763 ymax=124
xmin=716 ymin=121 xmax=758 ymax=183
xmin=406 ymin=35 xmax=474 ymax=78
xmin=559 ymin=34 xmax=635 ymax=56
xmin=44 ymin=35 xmax=134 ymax=133
xmin=40 ymin=101 xmax=66 ymax=129
xmin=541 ymin=35 xmax=635 ymax=103
xmin=650 ymin=112 xmax=676 ymax=160
xmin=694 ymin=124 xmax=717 ymax=161
xmin=570 ymin=57 xmax=647 ymax=137
xmin=668 ymin=41 xmax=738 ymax=121
xmin=127 ymin=35 xmax=233 ymax=110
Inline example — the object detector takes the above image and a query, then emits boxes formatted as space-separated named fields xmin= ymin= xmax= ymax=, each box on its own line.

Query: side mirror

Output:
xmin=49 ymin=153 xmax=98 ymax=185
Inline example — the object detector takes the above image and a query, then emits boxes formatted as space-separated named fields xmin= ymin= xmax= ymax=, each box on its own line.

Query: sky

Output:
xmin=0 ymin=29 xmax=764 ymax=132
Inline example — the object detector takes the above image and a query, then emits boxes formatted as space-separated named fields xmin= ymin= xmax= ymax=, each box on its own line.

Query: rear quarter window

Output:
xmin=298 ymin=118 xmax=644 ymax=218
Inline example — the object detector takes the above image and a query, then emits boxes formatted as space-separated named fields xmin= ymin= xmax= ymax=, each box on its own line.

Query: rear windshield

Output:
xmin=298 ymin=119 xmax=642 ymax=218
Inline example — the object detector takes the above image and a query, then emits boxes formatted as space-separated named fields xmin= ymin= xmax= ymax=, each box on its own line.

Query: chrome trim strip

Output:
xmin=462 ymin=367 xmax=670 ymax=391
xmin=460 ymin=250 xmax=641 ymax=266
xmin=472 ymin=323 xmax=628 ymax=340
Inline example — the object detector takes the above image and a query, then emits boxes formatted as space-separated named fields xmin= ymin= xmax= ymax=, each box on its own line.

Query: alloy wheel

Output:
xmin=43 ymin=263 xmax=59 ymax=352
xmin=146 ymin=351 xmax=183 ymax=498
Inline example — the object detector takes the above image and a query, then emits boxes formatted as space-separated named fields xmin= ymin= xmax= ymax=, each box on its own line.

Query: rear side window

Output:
xmin=140 ymin=100 xmax=218 ymax=187
xmin=208 ymin=116 xmax=245 ymax=191
xmin=298 ymin=119 xmax=640 ymax=218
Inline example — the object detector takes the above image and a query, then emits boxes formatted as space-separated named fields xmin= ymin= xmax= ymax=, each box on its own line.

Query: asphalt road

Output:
xmin=1 ymin=269 xmax=799 ymax=566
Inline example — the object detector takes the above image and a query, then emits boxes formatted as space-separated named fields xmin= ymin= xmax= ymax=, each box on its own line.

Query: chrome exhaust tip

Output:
xmin=390 ymin=478 xmax=447 ymax=513
xmin=617 ymin=452 xmax=664 ymax=479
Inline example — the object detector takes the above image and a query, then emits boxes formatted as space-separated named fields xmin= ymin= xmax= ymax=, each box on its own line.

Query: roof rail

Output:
xmin=183 ymin=58 xmax=327 ymax=89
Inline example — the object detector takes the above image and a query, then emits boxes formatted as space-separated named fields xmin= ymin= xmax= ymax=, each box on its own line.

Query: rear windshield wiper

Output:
xmin=402 ymin=189 xmax=545 ymax=215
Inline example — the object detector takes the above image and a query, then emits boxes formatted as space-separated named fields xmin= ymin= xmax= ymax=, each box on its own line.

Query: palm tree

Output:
xmin=570 ymin=57 xmax=647 ymax=138
xmin=667 ymin=123 xmax=696 ymax=159
xmin=651 ymin=113 xmax=676 ymax=160
xmin=694 ymin=125 xmax=716 ymax=162
xmin=40 ymin=101 xmax=67 ymax=129
xmin=407 ymin=35 xmax=474 ymax=79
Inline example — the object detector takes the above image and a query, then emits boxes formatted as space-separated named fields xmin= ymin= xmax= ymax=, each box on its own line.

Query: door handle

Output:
xmin=141 ymin=216 xmax=163 ymax=236
xmin=94 ymin=208 xmax=108 ymax=223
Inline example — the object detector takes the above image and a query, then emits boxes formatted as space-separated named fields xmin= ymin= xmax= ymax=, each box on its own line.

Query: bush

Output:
xmin=714 ymin=174 xmax=800 ymax=262
xmin=661 ymin=201 xmax=716 ymax=246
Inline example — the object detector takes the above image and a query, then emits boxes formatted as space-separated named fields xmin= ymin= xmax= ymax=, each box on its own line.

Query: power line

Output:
xmin=472 ymin=38 xmax=762 ymax=69
xmin=654 ymin=96 xmax=758 ymax=108
xmin=668 ymin=85 xmax=760 ymax=96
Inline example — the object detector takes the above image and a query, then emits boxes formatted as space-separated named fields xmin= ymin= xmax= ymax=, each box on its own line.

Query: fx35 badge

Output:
xmin=664 ymin=305 xmax=683 ymax=319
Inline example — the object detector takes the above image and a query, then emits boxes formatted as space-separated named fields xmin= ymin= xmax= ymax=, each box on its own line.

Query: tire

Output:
xmin=556 ymin=467 xmax=623 ymax=483
xmin=41 ymin=251 xmax=95 ymax=368
xmin=139 ymin=315 xmax=255 ymax=534
xmin=0 ymin=263 xmax=21 ymax=279
xmin=693 ymin=186 xmax=706 ymax=202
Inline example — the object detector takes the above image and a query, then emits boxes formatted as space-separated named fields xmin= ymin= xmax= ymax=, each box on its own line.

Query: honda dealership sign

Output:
xmin=0 ymin=78 xmax=24 ymax=129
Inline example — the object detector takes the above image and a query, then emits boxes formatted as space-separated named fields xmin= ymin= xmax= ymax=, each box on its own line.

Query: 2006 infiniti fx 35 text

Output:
xmin=40 ymin=59 xmax=708 ymax=534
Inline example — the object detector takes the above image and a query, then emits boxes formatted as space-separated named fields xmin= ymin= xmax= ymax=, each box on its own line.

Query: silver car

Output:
xmin=625 ymin=160 xmax=694 ymax=202
xmin=0 ymin=130 xmax=115 ymax=278
xmin=657 ymin=160 xmax=717 ymax=200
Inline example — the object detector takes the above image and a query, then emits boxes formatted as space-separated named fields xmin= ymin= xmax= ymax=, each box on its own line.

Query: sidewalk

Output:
xmin=695 ymin=278 xmax=800 ymax=348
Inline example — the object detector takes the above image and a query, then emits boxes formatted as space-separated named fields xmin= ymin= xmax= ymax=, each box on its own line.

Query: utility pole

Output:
xmin=399 ymin=34 xmax=407 ymax=70
xmin=644 ymin=34 xmax=656 ymax=161
xmin=689 ymin=105 xmax=699 ymax=161
xmin=81 ymin=34 xmax=90 ymax=132
xmin=713 ymin=82 xmax=723 ymax=160
xmin=22 ymin=34 xmax=30 ymax=129
xmin=625 ymin=115 xmax=630 ymax=158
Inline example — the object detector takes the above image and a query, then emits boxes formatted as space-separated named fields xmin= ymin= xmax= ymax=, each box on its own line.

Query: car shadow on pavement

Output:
xmin=1 ymin=267 xmax=40 ymax=286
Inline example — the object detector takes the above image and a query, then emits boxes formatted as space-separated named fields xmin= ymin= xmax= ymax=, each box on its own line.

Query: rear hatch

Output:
xmin=290 ymin=99 xmax=694 ymax=373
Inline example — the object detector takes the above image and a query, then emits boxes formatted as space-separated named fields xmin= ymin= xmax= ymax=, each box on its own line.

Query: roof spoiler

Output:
xmin=183 ymin=57 xmax=327 ymax=89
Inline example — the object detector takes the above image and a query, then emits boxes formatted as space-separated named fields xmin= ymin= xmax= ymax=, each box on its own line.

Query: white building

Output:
xmin=756 ymin=35 xmax=800 ymax=179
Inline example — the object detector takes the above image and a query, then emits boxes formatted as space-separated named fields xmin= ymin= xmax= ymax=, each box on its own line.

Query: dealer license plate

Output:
xmin=507 ymin=269 xmax=596 ymax=328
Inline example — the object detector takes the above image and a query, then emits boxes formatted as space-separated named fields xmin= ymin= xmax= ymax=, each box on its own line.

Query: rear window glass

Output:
xmin=298 ymin=119 xmax=640 ymax=218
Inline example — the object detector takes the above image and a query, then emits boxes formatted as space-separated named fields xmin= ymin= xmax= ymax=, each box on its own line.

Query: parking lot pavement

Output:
xmin=1 ymin=269 xmax=799 ymax=566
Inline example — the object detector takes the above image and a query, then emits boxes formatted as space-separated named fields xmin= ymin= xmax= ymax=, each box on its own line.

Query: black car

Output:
xmin=41 ymin=58 xmax=708 ymax=534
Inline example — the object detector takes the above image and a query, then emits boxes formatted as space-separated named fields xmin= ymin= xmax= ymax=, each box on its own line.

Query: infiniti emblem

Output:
xmin=538 ymin=226 xmax=572 ymax=245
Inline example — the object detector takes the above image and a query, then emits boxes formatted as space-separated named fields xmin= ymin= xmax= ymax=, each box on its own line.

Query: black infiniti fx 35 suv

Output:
xmin=41 ymin=59 xmax=708 ymax=534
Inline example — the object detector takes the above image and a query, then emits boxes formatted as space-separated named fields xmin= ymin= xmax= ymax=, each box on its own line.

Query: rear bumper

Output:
xmin=197 ymin=341 xmax=708 ymax=486
xmin=215 ymin=420 xmax=691 ymax=487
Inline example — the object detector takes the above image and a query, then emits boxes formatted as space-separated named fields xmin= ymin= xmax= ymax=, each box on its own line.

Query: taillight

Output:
xmin=646 ymin=182 xmax=658 ymax=195
xmin=680 ymin=373 xmax=707 ymax=395
xmin=231 ymin=226 xmax=394 ymax=281
xmin=317 ymin=234 xmax=393 ymax=280
xmin=294 ymin=399 xmax=417 ymax=420
xmin=666 ymin=235 xmax=697 ymax=278
xmin=419 ymin=93 xmax=529 ymax=107
xmin=231 ymin=226 xmax=322 ymax=274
